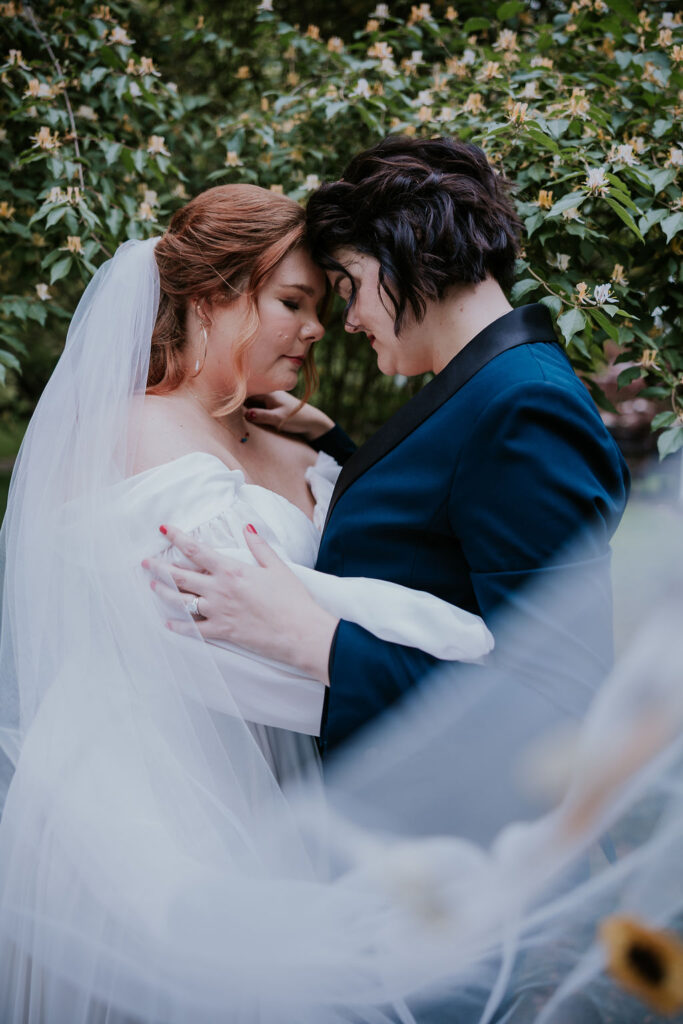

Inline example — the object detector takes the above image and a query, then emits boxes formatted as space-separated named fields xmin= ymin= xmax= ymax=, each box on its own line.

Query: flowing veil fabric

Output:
xmin=0 ymin=238 xmax=682 ymax=1023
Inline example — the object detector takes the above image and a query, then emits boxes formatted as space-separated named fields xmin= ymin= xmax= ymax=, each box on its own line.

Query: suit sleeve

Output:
xmin=308 ymin=424 xmax=357 ymax=465
xmin=324 ymin=379 xmax=629 ymax=751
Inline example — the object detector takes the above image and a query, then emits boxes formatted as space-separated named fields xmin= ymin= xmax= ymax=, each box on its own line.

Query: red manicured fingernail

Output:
xmin=159 ymin=525 xmax=167 ymax=535
xmin=141 ymin=559 xmax=149 ymax=569
xmin=246 ymin=523 xmax=258 ymax=534
xmin=245 ymin=410 xmax=255 ymax=420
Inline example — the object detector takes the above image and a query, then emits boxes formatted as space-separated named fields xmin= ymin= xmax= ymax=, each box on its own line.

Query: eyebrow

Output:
xmin=279 ymin=282 xmax=317 ymax=296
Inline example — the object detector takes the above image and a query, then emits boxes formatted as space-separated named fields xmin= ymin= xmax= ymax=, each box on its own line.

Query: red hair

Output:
xmin=148 ymin=184 xmax=317 ymax=413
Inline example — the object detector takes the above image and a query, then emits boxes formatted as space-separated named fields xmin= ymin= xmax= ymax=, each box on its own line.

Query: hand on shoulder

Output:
xmin=245 ymin=391 xmax=334 ymax=441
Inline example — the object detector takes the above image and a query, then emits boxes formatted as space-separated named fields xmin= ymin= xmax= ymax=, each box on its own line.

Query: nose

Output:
xmin=302 ymin=315 xmax=325 ymax=344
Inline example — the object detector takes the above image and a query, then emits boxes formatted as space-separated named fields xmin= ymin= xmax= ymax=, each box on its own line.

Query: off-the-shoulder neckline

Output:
xmin=128 ymin=450 xmax=321 ymax=527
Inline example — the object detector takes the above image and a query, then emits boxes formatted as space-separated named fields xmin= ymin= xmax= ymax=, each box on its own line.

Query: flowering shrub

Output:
xmin=2 ymin=0 xmax=682 ymax=451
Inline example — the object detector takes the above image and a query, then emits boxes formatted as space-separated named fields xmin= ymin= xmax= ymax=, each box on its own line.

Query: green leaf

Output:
xmin=604 ymin=197 xmax=644 ymax=242
xmin=45 ymin=205 xmax=68 ymax=229
xmin=652 ymin=119 xmax=672 ymax=138
xmin=0 ymin=350 xmax=21 ymax=371
xmin=539 ymin=295 xmax=562 ymax=317
xmin=50 ymin=257 xmax=72 ymax=284
xmin=548 ymin=192 xmax=586 ymax=218
xmin=545 ymin=119 xmax=569 ymax=141
xmin=617 ymin=365 xmax=643 ymax=388
xmin=103 ymin=141 xmax=122 ymax=166
xmin=647 ymin=167 xmax=676 ymax=195
xmin=496 ymin=1 xmax=525 ymax=18
xmin=510 ymin=278 xmax=539 ymax=302
xmin=462 ymin=17 xmax=490 ymax=32
xmin=557 ymin=307 xmax=586 ymax=344
xmin=523 ymin=123 xmax=559 ymax=154
xmin=661 ymin=213 xmax=683 ymax=243
xmin=651 ymin=411 xmax=677 ymax=431
xmin=657 ymin=424 xmax=683 ymax=460
xmin=589 ymin=308 xmax=619 ymax=342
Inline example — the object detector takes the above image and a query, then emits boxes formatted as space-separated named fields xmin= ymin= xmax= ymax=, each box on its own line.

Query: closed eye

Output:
xmin=281 ymin=299 xmax=300 ymax=311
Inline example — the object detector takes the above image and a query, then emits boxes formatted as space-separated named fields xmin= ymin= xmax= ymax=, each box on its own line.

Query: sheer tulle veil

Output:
xmin=0 ymin=237 xmax=682 ymax=1023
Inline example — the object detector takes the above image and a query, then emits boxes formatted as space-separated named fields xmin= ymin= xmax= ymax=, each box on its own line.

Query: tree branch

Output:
xmin=24 ymin=3 xmax=86 ymax=191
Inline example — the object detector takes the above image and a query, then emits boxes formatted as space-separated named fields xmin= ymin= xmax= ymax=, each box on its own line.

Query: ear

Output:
xmin=192 ymin=297 xmax=212 ymax=326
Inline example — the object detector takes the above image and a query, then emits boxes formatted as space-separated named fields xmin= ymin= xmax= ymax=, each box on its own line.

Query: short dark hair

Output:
xmin=306 ymin=135 xmax=522 ymax=333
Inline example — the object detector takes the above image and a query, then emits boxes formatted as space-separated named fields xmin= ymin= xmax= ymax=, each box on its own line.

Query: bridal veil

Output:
xmin=0 ymin=238 xmax=681 ymax=1023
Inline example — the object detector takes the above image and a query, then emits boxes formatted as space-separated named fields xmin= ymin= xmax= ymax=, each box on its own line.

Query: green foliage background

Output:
xmin=1 ymin=0 xmax=682 ymax=450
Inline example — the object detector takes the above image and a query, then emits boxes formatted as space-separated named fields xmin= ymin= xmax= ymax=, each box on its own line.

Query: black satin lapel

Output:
xmin=322 ymin=304 xmax=557 ymax=532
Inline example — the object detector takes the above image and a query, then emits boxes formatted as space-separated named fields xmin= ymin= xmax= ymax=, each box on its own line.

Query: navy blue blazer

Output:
xmin=314 ymin=304 xmax=630 ymax=753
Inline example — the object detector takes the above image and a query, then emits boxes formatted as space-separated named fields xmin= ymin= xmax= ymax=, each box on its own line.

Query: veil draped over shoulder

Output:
xmin=0 ymin=238 xmax=681 ymax=1023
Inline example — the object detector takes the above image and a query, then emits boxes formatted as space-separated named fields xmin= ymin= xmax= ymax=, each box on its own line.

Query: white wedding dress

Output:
xmin=117 ymin=446 xmax=492 ymax=781
xmin=1 ymin=238 xmax=681 ymax=1024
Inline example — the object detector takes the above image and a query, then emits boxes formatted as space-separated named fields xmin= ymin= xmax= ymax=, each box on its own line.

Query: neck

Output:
xmin=178 ymin=380 xmax=250 ymax=439
xmin=428 ymin=277 xmax=513 ymax=375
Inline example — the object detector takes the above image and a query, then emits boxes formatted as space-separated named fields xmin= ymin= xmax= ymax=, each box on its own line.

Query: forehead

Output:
xmin=270 ymin=247 xmax=326 ymax=294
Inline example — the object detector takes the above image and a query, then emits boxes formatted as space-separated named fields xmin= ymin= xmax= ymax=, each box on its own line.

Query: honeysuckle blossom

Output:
xmin=137 ymin=202 xmax=156 ymax=222
xmin=286 ymin=71 xmax=299 ymax=86
xmin=568 ymin=87 xmax=590 ymax=118
xmin=416 ymin=89 xmax=433 ymax=106
xmin=256 ymin=0 xmax=273 ymax=11
xmin=143 ymin=189 xmax=159 ymax=206
xmin=352 ymin=78 xmax=372 ymax=99
xmin=462 ymin=48 xmax=476 ymax=65
xmin=304 ymin=174 xmax=321 ymax=190
xmin=575 ymin=282 xmax=589 ymax=304
xmin=138 ymin=57 xmax=160 ymax=76
xmin=76 ymin=104 xmax=97 ymax=121
xmin=642 ymin=62 xmax=666 ymax=87
xmin=327 ymin=37 xmax=344 ymax=53
xmin=7 ymin=49 xmax=29 ymax=68
xmin=508 ymin=102 xmax=529 ymax=124
xmin=530 ymin=56 xmax=553 ymax=69
xmin=408 ymin=3 xmax=432 ymax=24
xmin=65 ymin=236 xmax=83 ymax=254
xmin=665 ymin=147 xmax=683 ymax=168
xmin=92 ymin=4 xmax=113 ymax=18
xmin=371 ymin=4 xmax=390 ymax=17
xmin=611 ymin=264 xmax=628 ymax=287
xmin=660 ymin=11 xmax=682 ymax=28
xmin=109 ymin=25 xmax=133 ymax=45
xmin=368 ymin=41 xmax=393 ymax=60
xmin=35 ymin=283 xmax=50 ymax=301
xmin=147 ymin=135 xmax=170 ymax=156
xmin=236 ymin=65 xmax=251 ymax=79
xmin=225 ymin=150 xmax=243 ymax=167
xmin=172 ymin=183 xmax=188 ymax=199
xmin=30 ymin=125 xmax=60 ymax=150
xmin=627 ymin=135 xmax=646 ymax=153
xmin=305 ymin=24 xmax=320 ymax=40
xmin=657 ymin=28 xmax=673 ymax=47
xmin=494 ymin=29 xmax=518 ymax=51
xmin=537 ymin=189 xmax=553 ymax=210
xmin=585 ymin=167 xmax=609 ymax=195
xmin=0 ymin=201 xmax=15 ymax=218
xmin=549 ymin=253 xmax=570 ymax=271
xmin=418 ymin=105 xmax=432 ymax=122
xmin=446 ymin=57 xmax=468 ymax=78
xmin=593 ymin=283 xmax=614 ymax=305
xmin=462 ymin=92 xmax=485 ymax=115
xmin=609 ymin=144 xmax=638 ymax=166
xmin=478 ymin=61 xmax=502 ymax=81
xmin=365 ymin=19 xmax=380 ymax=32
xmin=672 ymin=45 xmax=683 ymax=63
xmin=269 ymin=184 xmax=284 ymax=194
xmin=445 ymin=6 xmax=458 ymax=20
xmin=24 ymin=79 xmax=56 ymax=99
xmin=437 ymin=106 xmax=455 ymax=122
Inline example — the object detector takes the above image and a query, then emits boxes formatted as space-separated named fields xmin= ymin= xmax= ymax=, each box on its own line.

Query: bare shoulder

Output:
xmin=130 ymin=394 xmax=206 ymax=475
xmin=260 ymin=425 xmax=318 ymax=472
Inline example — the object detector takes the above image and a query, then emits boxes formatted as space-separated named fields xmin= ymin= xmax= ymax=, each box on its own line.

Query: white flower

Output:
xmin=593 ymin=283 xmax=614 ymax=305
xmin=304 ymin=174 xmax=321 ymax=190
xmin=76 ymin=104 xmax=97 ymax=121
xmin=35 ymin=283 xmax=50 ymax=301
xmin=352 ymin=78 xmax=371 ymax=99
xmin=520 ymin=81 xmax=539 ymax=100
xmin=550 ymin=252 xmax=570 ymax=271
xmin=665 ymin=147 xmax=683 ymax=168
xmin=143 ymin=189 xmax=159 ymax=206
xmin=561 ymin=207 xmax=581 ymax=221
xmin=372 ymin=2 xmax=390 ymax=16
xmin=416 ymin=89 xmax=433 ymax=106
xmin=609 ymin=144 xmax=638 ymax=166
xmin=146 ymin=135 xmax=170 ymax=156
xmin=137 ymin=201 xmax=156 ymax=221
xmin=109 ymin=25 xmax=134 ymax=45
xmin=585 ymin=166 xmax=609 ymax=195
xmin=462 ymin=48 xmax=476 ymax=65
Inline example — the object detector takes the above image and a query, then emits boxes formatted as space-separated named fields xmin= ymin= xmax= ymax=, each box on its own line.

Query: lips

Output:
xmin=286 ymin=355 xmax=305 ymax=366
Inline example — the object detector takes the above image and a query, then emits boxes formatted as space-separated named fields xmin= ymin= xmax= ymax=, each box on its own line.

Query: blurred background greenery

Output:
xmin=1 ymin=0 xmax=682 ymax=518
